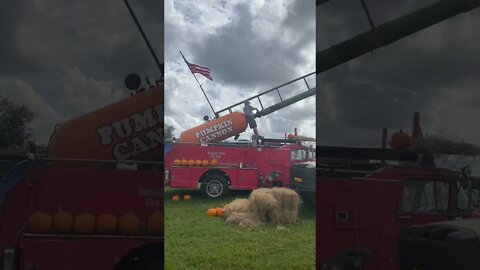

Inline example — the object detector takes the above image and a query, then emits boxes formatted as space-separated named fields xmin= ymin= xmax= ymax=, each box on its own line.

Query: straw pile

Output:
xmin=223 ymin=188 xmax=302 ymax=229
xmin=413 ymin=136 xmax=480 ymax=155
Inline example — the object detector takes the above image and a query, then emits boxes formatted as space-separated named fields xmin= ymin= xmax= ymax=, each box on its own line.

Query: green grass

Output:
xmin=164 ymin=188 xmax=316 ymax=270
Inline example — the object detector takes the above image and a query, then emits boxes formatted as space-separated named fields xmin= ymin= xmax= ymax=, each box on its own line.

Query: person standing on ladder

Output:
xmin=243 ymin=100 xmax=260 ymax=139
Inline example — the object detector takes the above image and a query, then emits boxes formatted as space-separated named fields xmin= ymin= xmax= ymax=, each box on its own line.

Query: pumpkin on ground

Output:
xmin=147 ymin=210 xmax=163 ymax=235
xmin=96 ymin=213 xmax=118 ymax=234
xmin=391 ymin=130 xmax=412 ymax=149
xmin=183 ymin=194 xmax=191 ymax=201
xmin=210 ymin=159 xmax=218 ymax=167
xmin=118 ymin=213 xmax=141 ymax=235
xmin=216 ymin=208 xmax=224 ymax=217
xmin=74 ymin=212 xmax=96 ymax=234
xmin=172 ymin=195 xmax=180 ymax=202
xmin=207 ymin=208 xmax=217 ymax=217
xmin=29 ymin=211 xmax=52 ymax=233
xmin=53 ymin=210 xmax=73 ymax=233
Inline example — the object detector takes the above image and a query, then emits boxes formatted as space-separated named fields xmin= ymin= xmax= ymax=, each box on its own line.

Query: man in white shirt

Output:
xmin=243 ymin=100 xmax=260 ymax=138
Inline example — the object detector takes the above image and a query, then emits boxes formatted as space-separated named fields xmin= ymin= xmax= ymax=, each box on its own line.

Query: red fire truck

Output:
xmin=0 ymin=83 xmax=164 ymax=269
xmin=312 ymin=113 xmax=480 ymax=270
xmin=164 ymin=71 xmax=316 ymax=198
xmin=315 ymin=152 xmax=480 ymax=270
xmin=164 ymin=138 xmax=314 ymax=198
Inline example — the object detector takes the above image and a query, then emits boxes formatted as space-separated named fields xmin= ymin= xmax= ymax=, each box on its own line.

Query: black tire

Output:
xmin=201 ymin=174 xmax=229 ymax=199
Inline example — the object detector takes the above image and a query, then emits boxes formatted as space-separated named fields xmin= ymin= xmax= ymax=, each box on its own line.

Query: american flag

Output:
xmin=187 ymin=62 xmax=213 ymax=81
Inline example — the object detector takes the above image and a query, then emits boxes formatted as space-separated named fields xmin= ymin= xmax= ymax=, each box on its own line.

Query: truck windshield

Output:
xmin=400 ymin=180 xmax=449 ymax=213
xmin=290 ymin=149 xmax=307 ymax=161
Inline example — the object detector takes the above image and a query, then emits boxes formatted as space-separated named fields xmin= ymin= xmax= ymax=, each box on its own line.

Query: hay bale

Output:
xmin=279 ymin=209 xmax=299 ymax=224
xmin=224 ymin=198 xmax=251 ymax=218
xmin=249 ymin=188 xmax=280 ymax=223
xmin=271 ymin=187 xmax=302 ymax=211
xmin=413 ymin=136 xmax=480 ymax=155
xmin=225 ymin=212 xmax=262 ymax=230
xmin=222 ymin=188 xmax=302 ymax=229
xmin=271 ymin=188 xmax=302 ymax=224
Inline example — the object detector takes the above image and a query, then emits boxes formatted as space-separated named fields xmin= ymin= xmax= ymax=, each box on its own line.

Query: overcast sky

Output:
xmin=317 ymin=0 xmax=480 ymax=174
xmin=164 ymin=0 xmax=316 ymax=140
xmin=0 ymin=0 xmax=163 ymax=145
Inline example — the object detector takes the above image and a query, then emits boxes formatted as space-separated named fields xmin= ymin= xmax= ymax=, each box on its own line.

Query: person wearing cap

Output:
xmin=243 ymin=100 xmax=260 ymax=138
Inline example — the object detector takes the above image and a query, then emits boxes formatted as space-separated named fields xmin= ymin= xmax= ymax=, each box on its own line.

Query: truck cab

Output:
xmin=317 ymin=162 xmax=479 ymax=270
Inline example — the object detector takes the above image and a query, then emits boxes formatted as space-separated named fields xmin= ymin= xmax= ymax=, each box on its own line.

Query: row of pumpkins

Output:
xmin=172 ymin=158 xmax=218 ymax=167
xmin=207 ymin=207 xmax=225 ymax=217
xmin=28 ymin=210 xmax=163 ymax=236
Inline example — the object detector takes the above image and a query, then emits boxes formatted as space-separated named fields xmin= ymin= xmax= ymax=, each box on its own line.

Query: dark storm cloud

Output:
xmin=317 ymin=0 xmax=480 ymax=148
xmin=0 ymin=0 xmax=163 ymax=144
xmin=194 ymin=1 xmax=315 ymax=89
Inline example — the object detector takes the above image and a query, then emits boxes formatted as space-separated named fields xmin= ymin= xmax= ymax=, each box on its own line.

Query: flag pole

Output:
xmin=124 ymin=0 xmax=163 ymax=79
xmin=179 ymin=51 xmax=218 ymax=118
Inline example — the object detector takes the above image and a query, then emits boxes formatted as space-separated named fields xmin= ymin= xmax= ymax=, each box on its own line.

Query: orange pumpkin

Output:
xmin=173 ymin=159 xmax=181 ymax=166
xmin=207 ymin=208 xmax=217 ymax=217
xmin=146 ymin=210 xmax=163 ymax=235
xmin=216 ymin=208 xmax=225 ymax=217
xmin=118 ymin=213 xmax=141 ymax=235
xmin=181 ymin=158 xmax=188 ymax=166
xmin=194 ymin=159 xmax=202 ymax=166
xmin=96 ymin=213 xmax=118 ymax=234
xmin=391 ymin=130 xmax=411 ymax=149
xmin=172 ymin=195 xmax=180 ymax=202
xmin=201 ymin=159 xmax=209 ymax=167
xmin=53 ymin=210 xmax=73 ymax=233
xmin=187 ymin=159 xmax=195 ymax=166
xmin=29 ymin=211 xmax=52 ymax=233
xmin=74 ymin=212 xmax=96 ymax=234
xmin=183 ymin=194 xmax=191 ymax=201
xmin=210 ymin=159 xmax=218 ymax=167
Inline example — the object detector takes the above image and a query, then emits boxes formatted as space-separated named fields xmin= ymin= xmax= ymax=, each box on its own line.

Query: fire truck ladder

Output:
xmin=215 ymin=72 xmax=316 ymax=118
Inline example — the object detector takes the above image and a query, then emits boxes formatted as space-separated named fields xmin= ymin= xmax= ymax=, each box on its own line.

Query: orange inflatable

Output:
xmin=179 ymin=112 xmax=247 ymax=144
xmin=48 ymin=86 xmax=163 ymax=161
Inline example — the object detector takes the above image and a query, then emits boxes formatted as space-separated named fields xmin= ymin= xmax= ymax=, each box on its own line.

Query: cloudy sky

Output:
xmin=1 ymin=0 xmax=163 ymax=145
xmin=316 ymin=0 xmax=480 ymax=174
xmin=164 ymin=0 xmax=316 ymax=140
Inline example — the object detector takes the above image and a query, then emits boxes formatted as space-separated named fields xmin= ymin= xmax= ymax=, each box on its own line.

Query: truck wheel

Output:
xmin=201 ymin=174 xmax=229 ymax=198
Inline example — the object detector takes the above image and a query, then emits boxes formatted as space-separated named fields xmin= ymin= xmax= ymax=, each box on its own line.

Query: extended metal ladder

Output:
xmin=215 ymin=72 xmax=316 ymax=118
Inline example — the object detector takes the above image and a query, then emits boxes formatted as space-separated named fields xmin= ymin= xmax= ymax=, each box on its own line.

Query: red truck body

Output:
xmin=0 ymin=163 xmax=163 ymax=270
xmin=164 ymin=141 xmax=313 ymax=197
xmin=316 ymin=164 xmax=476 ymax=270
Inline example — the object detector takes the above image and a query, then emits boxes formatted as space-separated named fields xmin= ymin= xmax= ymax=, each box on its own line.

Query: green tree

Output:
xmin=164 ymin=123 xmax=175 ymax=142
xmin=0 ymin=96 xmax=34 ymax=148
